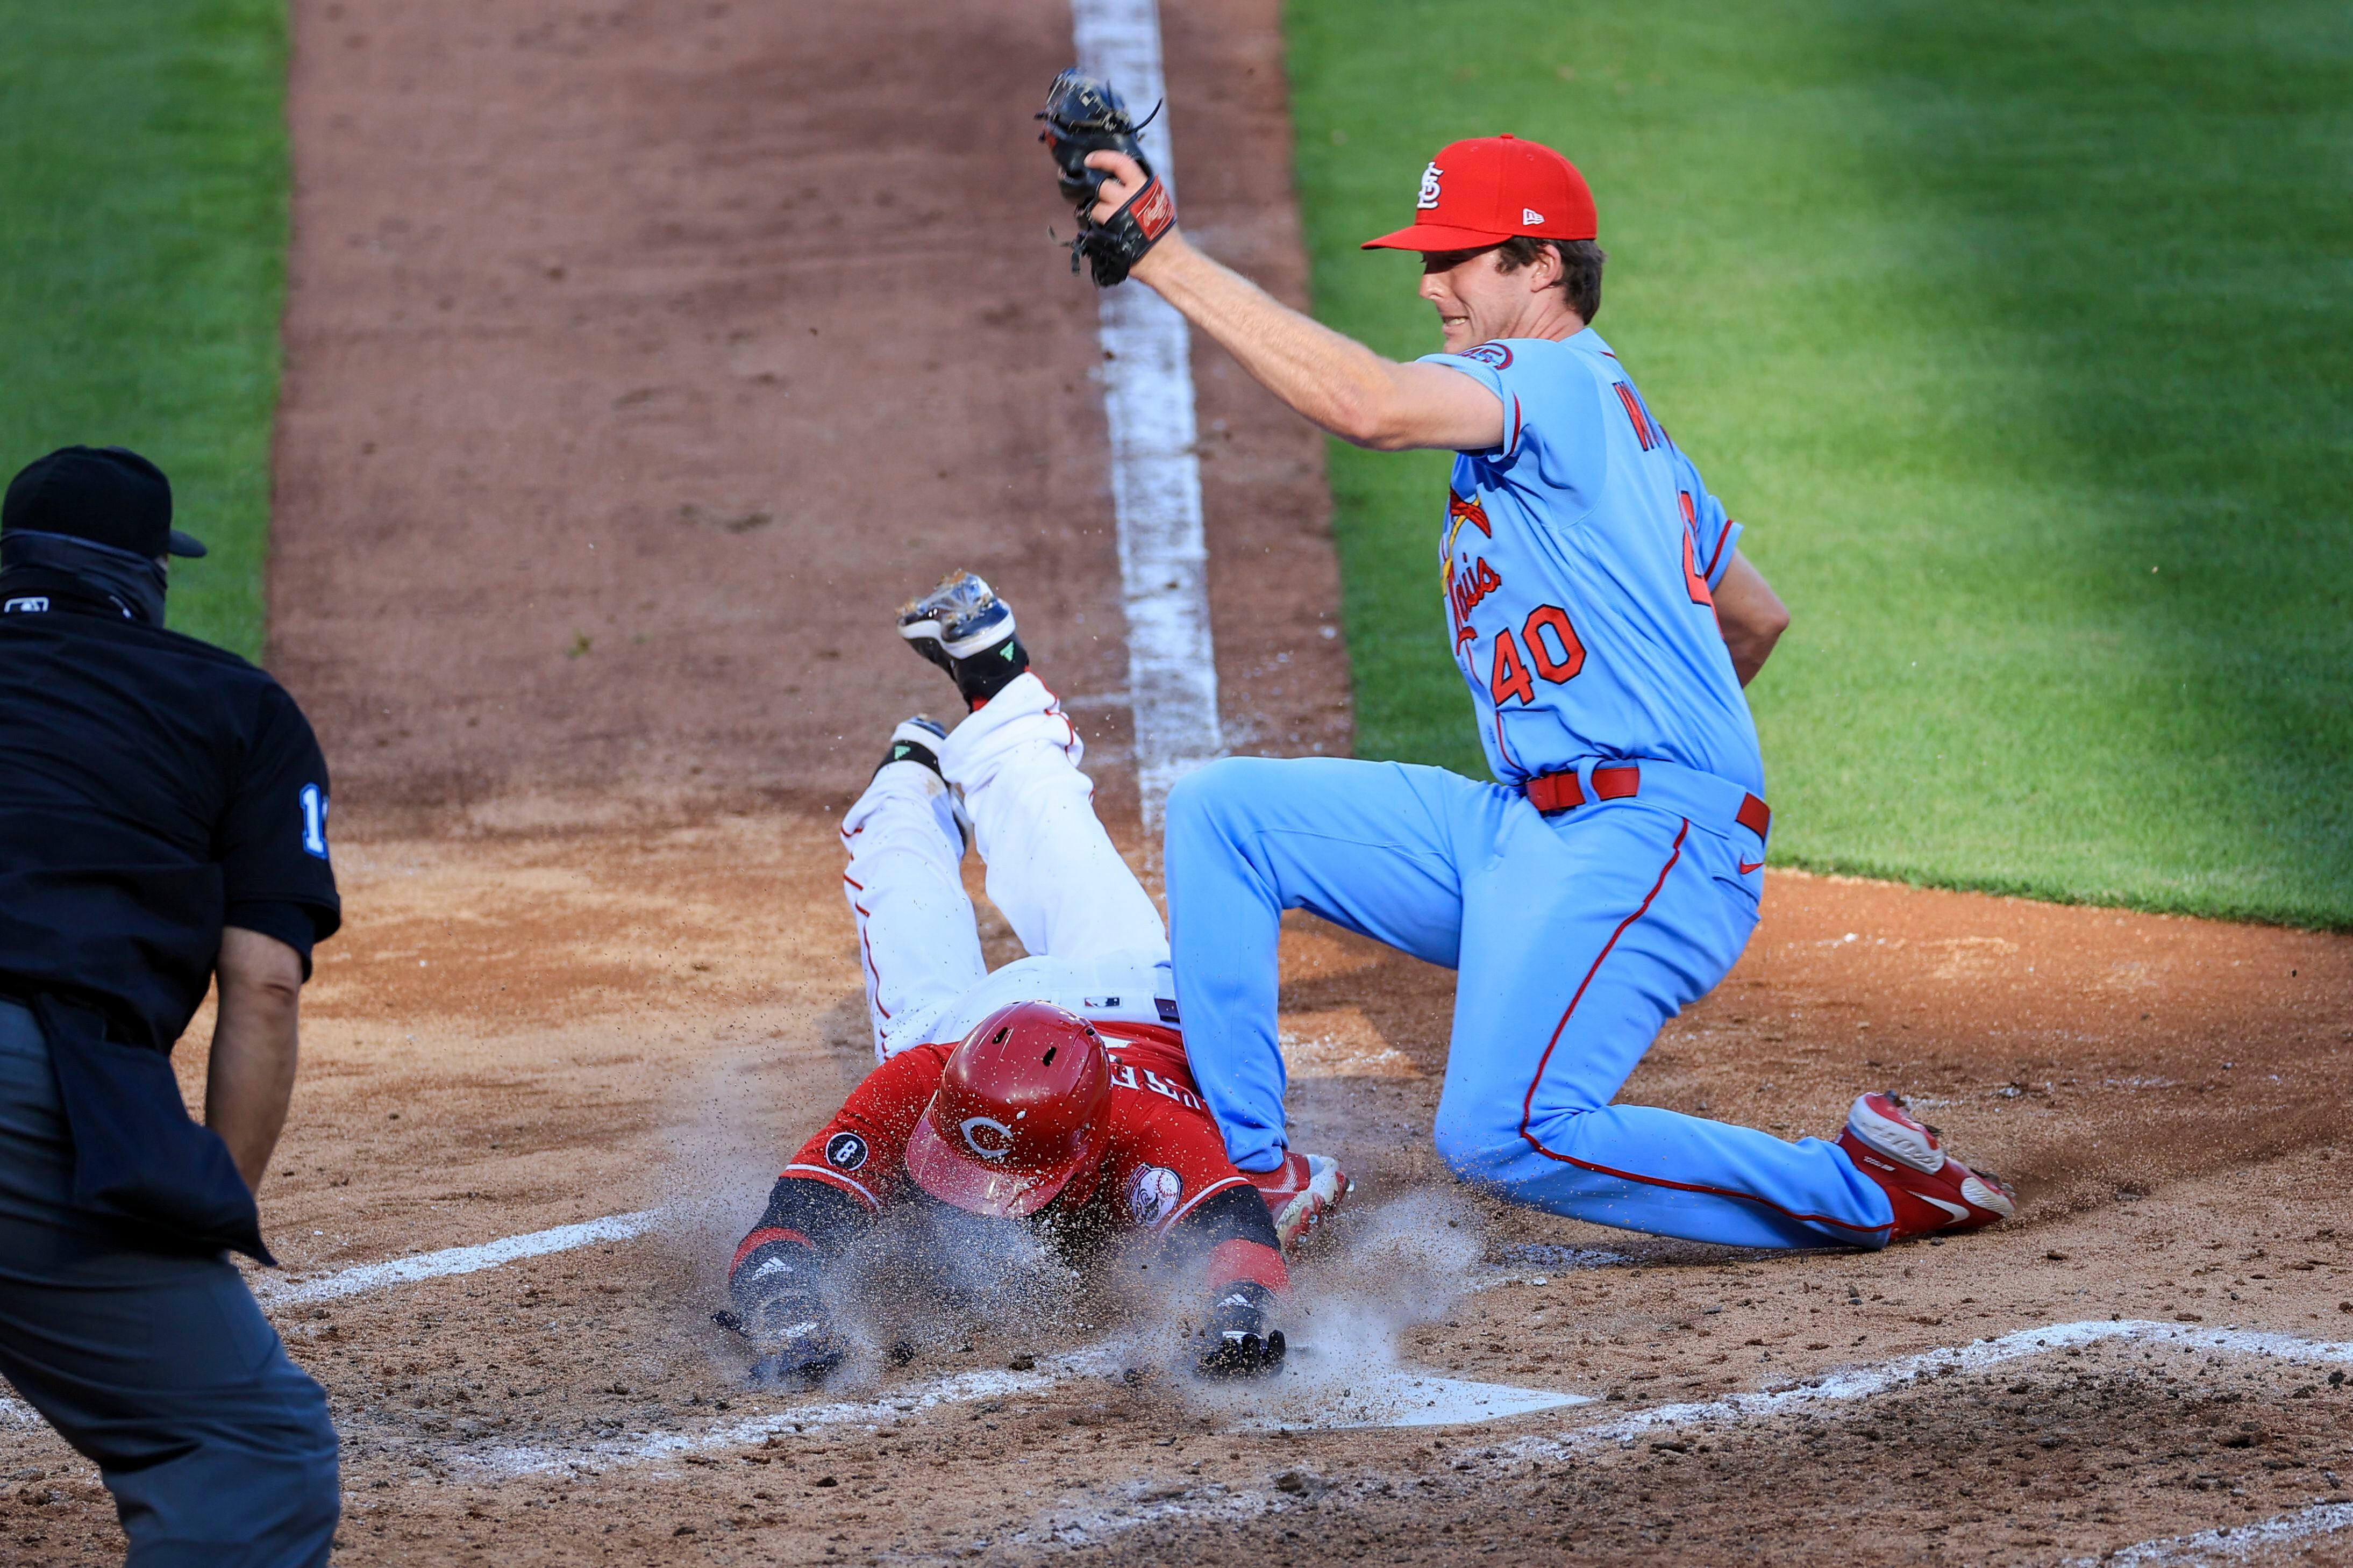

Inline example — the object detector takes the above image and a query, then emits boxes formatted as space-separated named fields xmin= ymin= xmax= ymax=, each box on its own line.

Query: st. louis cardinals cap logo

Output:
xmin=958 ymin=1116 xmax=1016 ymax=1161
xmin=1417 ymin=161 xmax=1444 ymax=210
xmin=824 ymin=1132 xmax=869 ymax=1172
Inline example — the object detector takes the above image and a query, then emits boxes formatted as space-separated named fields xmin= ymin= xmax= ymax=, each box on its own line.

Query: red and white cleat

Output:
xmin=1246 ymin=1151 xmax=1352 ymax=1251
xmin=1838 ymin=1092 xmax=2016 ymax=1242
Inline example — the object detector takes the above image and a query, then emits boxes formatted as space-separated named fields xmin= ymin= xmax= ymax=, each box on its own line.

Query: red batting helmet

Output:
xmin=904 ymin=1001 xmax=1115 ymax=1219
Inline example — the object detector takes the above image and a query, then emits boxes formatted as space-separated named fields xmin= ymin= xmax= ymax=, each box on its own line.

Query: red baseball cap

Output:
xmin=1361 ymin=134 xmax=1598 ymax=252
xmin=904 ymin=1001 xmax=1116 ymax=1219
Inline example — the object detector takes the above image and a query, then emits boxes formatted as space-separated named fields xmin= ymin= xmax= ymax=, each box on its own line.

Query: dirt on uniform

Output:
xmin=5 ymin=0 xmax=2351 ymax=1564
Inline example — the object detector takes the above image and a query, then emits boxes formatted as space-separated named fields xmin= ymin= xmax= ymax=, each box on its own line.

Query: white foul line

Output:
xmin=457 ymin=1350 xmax=1584 ymax=1478
xmin=2072 ymin=1503 xmax=2353 ymax=1567
xmin=1071 ymin=0 xmax=1222 ymax=834
xmin=253 ymin=1209 xmax=662 ymax=1307
xmin=1509 ymin=1318 xmax=2353 ymax=1460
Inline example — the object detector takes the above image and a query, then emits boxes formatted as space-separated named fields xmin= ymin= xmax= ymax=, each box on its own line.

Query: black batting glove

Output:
xmin=1195 ymin=1280 xmax=1287 ymax=1379
xmin=718 ymin=1238 xmax=844 ymax=1386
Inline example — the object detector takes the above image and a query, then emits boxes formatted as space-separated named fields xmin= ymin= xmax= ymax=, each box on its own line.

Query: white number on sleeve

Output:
xmin=298 ymin=783 xmax=330 ymax=860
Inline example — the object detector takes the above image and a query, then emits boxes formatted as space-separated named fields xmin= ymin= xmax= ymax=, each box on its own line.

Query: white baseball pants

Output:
xmin=839 ymin=672 xmax=1171 ymax=1059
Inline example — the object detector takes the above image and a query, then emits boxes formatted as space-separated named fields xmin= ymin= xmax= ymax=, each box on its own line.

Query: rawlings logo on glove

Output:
xmin=1037 ymin=68 xmax=1174 ymax=288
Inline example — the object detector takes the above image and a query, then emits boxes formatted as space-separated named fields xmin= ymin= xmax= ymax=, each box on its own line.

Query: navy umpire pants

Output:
xmin=0 ymin=1001 xmax=339 ymax=1566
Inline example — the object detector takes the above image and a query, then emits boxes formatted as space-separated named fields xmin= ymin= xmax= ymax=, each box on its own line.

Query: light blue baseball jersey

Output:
xmin=1422 ymin=328 xmax=1763 ymax=798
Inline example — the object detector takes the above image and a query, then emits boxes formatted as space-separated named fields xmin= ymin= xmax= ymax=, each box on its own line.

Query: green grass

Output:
xmin=0 ymin=0 xmax=289 ymax=660
xmin=1284 ymin=0 xmax=2353 ymax=927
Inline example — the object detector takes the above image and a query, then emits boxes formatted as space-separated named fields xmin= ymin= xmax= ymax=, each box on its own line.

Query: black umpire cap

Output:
xmin=2 ymin=446 xmax=208 ymax=560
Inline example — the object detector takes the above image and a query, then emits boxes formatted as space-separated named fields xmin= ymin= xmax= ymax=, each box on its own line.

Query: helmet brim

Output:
xmin=904 ymin=1114 xmax=1091 ymax=1219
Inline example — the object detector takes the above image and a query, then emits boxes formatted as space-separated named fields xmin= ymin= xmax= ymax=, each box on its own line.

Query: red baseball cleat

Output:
xmin=1838 ymin=1092 xmax=2016 ymax=1242
xmin=1246 ymin=1151 xmax=1351 ymax=1251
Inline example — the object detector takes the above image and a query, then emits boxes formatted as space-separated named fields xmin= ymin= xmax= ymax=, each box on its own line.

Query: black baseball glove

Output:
xmin=1037 ymin=69 xmax=1177 ymax=288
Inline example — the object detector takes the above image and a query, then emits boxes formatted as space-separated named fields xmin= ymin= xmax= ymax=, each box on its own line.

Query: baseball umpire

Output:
xmin=1038 ymin=78 xmax=2015 ymax=1250
xmin=722 ymin=573 xmax=1346 ymax=1383
xmin=0 ymin=446 xmax=343 ymax=1565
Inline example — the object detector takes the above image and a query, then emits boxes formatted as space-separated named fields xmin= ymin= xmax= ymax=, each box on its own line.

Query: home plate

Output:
xmin=1214 ymin=1366 xmax=1592 ymax=1433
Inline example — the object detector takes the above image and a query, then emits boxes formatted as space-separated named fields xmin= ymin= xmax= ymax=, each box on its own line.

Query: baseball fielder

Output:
xmin=1037 ymin=76 xmax=2015 ymax=1250
xmin=722 ymin=574 xmax=1344 ymax=1381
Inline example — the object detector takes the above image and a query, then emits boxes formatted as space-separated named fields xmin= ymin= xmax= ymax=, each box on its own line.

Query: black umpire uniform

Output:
xmin=0 ymin=447 xmax=343 ymax=1565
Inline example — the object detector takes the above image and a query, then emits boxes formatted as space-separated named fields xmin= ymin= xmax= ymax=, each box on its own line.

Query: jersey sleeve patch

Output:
xmin=1126 ymin=1164 xmax=1183 ymax=1226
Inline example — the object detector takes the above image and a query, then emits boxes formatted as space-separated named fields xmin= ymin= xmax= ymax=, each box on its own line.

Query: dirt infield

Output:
xmin=267 ymin=0 xmax=1343 ymax=829
xmin=6 ymin=0 xmax=2352 ymax=1564
xmin=7 ymin=832 xmax=2351 ymax=1566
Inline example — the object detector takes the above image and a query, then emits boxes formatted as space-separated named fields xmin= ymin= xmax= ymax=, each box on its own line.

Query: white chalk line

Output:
xmin=422 ymin=1316 xmax=2353 ymax=1487
xmin=2070 ymin=1502 xmax=2353 ymax=1567
xmin=1506 ymin=1318 xmax=2353 ymax=1462
xmin=994 ymin=1320 xmax=2353 ymax=1553
xmin=450 ymin=1342 xmax=1587 ymax=1479
xmin=1072 ymin=0 xmax=1222 ymax=836
xmin=254 ymin=1209 xmax=661 ymax=1308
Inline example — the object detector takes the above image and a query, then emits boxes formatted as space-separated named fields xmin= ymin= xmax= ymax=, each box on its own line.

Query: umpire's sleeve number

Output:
xmin=298 ymin=783 xmax=331 ymax=860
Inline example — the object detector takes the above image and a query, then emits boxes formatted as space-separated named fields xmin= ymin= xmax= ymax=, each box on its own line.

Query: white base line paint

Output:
xmin=1503 ymin=1319 xmax=2353 ymax=1464
xmin=253 ymin=1209 xmax=661 ymax=1308
xmin=1072 ymin=0 xmax=1222 ymax=835
xmin=2067 ymin=1502 xmax=2353 ymax=1567
xmin=457 ymin=1351 xmax=1582 ymax=1477
xmin=462 ymin=1362 xmax=1074 ymax=1477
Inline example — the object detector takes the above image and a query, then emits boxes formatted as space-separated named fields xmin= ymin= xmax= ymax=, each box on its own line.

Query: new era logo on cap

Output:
xmin=1522 ymin=207 xmax=1545 ymax=224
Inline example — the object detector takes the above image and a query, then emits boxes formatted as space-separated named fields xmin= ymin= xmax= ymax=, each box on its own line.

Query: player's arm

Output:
xmin=1087 ymin=152 xmax=1503 ymax=454
xmin=1164 ymin=1183 xmax=1292 ymax=1376
xmin=1713 ymin=550 xmax=1790 ymax=686
xmin=205 ymin=926 xmax=306 ymax=1191
xmin=723 ymin=1046 xmax=941 ymax=1381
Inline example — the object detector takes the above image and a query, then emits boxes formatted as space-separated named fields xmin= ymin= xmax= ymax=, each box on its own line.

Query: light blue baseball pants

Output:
xmin=1165 ymin=756 xmax=1895 ymax=1250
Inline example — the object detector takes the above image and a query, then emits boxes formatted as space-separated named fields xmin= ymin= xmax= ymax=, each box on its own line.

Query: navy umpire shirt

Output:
xmin=0 ymin=603 xmax=340 ymax=1053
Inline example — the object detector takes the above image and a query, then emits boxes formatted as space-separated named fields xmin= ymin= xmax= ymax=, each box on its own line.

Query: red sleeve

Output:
xmin=780 ymin=1042 xmax=951 ymax=1212
xmin=1098 ymin=1081 xmax=1251 ymax=1235
xmin=1206 ymin=1237 xmax=1290 ymax=1298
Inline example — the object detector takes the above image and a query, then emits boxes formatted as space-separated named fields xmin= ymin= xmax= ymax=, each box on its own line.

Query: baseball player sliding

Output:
xmin=1038 ymin=75 xmax=2015 ymax=1251
xmin=722 ymin=574 xmax=1345 ymax=1383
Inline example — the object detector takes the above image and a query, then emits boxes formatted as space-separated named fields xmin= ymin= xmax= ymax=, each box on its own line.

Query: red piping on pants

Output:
xmin=853 ymin=901 xmax=890 ymax=1019
xmin=1514 ymin=819 xmax=1885 ymax=1237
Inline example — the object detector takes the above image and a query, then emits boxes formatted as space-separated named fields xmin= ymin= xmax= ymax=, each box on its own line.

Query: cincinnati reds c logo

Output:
xmin=958 ymin=1116 xmax=1016 ymax=1161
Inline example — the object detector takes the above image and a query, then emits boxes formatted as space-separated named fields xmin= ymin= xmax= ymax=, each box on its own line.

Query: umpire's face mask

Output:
xmin=0 ymin=528 xmax=169 ymax=626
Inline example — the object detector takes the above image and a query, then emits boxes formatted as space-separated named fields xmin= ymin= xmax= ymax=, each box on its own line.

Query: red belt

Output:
xmin=1524 ymin=763 xmax=1771 ymax=840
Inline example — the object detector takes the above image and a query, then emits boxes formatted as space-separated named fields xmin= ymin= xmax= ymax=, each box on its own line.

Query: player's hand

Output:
xmin=1083 ymin=151 xmax=1154 ymax=226
xmin=747 ymin=1319 xmax=845 ymax=1387
xmin=1194 ymin=1281 xmax=1288 ymax=1379
xmin=715 ymin=1292 xmax=844 ymax=1387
